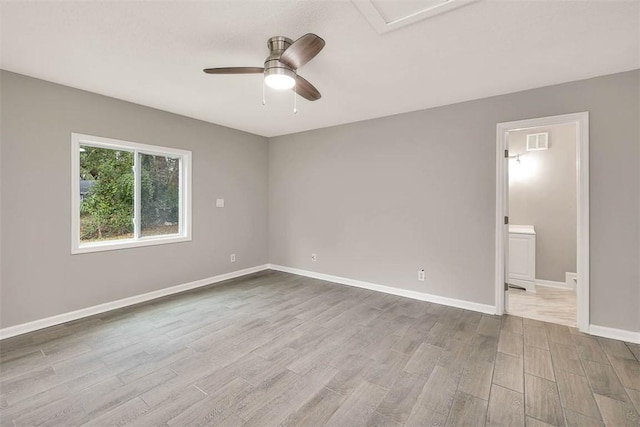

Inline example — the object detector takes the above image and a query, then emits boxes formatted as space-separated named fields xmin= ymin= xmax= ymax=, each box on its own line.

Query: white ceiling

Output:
xmin=1 ymin=1 xmax=638 ymax=137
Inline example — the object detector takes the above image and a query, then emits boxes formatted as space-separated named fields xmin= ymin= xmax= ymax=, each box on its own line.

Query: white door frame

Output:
xmin=495 ymin=112 xmax=589 ymax=332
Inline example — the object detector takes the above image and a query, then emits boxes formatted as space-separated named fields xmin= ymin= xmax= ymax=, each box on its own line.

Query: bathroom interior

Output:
xmin=507 ymin=123 xmax=578 ymax=327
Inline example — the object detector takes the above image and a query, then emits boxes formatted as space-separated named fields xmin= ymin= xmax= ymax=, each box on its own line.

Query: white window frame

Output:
xmin=71 ymin=133 xmax=192 ymax=254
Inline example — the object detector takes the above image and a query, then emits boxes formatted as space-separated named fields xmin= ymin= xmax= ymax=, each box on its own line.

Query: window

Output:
xmin=71 ymin=133 xmax=191 ymax=254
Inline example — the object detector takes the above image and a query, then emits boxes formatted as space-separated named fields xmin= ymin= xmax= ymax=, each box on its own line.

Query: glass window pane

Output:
xmin=79 ymin=146 xmax=134 ymax=243
xmin=140 ymin=153 xmax=180 ymax=237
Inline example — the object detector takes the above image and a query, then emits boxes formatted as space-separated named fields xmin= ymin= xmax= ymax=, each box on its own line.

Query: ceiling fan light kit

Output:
xmin=203 ymin=33 xmax=325 ymax=104
xmin=264 ymin=68 xmax=296 ymax=90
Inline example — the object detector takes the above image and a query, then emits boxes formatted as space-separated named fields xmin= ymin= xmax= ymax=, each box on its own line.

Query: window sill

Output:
xmin=72 ymin=234 xmax=191 ymax=254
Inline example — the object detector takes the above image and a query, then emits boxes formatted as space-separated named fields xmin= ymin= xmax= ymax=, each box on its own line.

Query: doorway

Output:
xmin=495 ymin=112 xmax=589 ymax=332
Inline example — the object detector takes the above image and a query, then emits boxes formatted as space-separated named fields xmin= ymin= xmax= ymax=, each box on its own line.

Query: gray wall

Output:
xmin=0 ymin=70 xmax=269 ymax=328
xmin=269 ymin=70 xmax=640 ymax=333
xmin=509 ymin=124 xmax=577 ymax=282
xmin=2 ymin=69 xmax=639 ymax=334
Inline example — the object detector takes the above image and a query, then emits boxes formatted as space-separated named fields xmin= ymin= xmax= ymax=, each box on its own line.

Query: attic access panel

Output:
xmin=352 ymin=0 xmax=478 ymax=34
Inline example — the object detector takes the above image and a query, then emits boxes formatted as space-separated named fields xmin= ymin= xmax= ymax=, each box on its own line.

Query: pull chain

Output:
xmin=293 ymin=86 xmax=298 ymax=114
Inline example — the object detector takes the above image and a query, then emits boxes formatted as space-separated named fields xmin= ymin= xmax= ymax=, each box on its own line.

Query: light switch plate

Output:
xmin=216 ymin=198 xmax=225 ymax=208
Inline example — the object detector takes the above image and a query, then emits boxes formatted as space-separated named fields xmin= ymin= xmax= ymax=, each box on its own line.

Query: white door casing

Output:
xmin=495 ymin=112 xmax=589 ymax=332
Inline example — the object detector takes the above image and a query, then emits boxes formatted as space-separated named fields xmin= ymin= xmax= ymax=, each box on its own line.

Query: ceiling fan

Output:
xmin=203 ymin=34 xmax=325 ymax=101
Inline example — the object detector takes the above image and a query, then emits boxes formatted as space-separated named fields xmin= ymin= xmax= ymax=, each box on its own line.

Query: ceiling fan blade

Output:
xmin=203 ymin=67 xmax=264 ymax=74
xmin=280 ymin=34 xmax=325 ymax=69
xmin=294 ymin=75 xmax=321 ymax=101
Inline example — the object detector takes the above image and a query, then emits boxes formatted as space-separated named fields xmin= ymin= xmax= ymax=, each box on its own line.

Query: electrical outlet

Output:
xmin=230 ymin=254 xmax=236 ymax=263
xmin=311 ymin=253 xmax=317 ymax=262
xmin=418 ymin=269 xmax=425 ymax=281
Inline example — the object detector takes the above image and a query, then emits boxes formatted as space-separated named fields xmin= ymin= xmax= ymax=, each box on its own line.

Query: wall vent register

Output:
xmin=526 ymin=132 xmax=549 ymax=151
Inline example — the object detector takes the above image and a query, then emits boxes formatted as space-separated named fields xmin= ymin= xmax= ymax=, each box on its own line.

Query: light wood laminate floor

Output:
xmin=508 ymin=286 xmax=577 ymax=327
xmin=1 ymin=270 xmax=639 ymax=426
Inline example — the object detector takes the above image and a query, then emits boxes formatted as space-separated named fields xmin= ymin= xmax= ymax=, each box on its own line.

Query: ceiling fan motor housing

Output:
xmin=264 ymin=36 xmax=296 ymax=82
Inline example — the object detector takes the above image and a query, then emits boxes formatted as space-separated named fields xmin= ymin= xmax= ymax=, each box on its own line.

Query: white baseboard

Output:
xmin=589 ymin=324 xmax=640 ymax=344
xmin=268 ymin=264 xmax=496 ymax=315
xmin=536 ymin=279 xmax=573 ymax=290
xmin=5 ymin=263 xmax=636 ymax=345
xmin=0 ymin=264 xmax=270 ymax=340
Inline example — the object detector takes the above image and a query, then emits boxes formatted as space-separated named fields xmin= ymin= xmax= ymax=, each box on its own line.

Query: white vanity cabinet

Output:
xmin=508 ymin=225 xmax=536 ymax=292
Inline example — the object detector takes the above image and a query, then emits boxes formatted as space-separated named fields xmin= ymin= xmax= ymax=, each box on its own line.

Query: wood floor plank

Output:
xmin=366 ymin=350 xmax=411 ymax=390
xmin=555 ymin=368 xmax=602 ymax=420
xmin=469 ymin=334 xmax=499 ymax=364
xmin=1 ymin=382 xmax=73 ymax=423
xmin=367 ymin=411 xmax=404 ymax=427
xmin=134 ymin=385 xmax=207 ymax=425
xmin=362 ymin=312 xmax=414 ymax=339
xmin=252 ymin=322 xmax=330 ymax=360
xmin=626 ymin=343 xmax=640 ymax=362
xmin=82 ymin=396 xmax=150 ymax=426
xmin=244 ymin=348 xmax=301 ymax=386
xmin=362 ymin=332 xmax=401 ymax=362
xmin=1 ymin=270 xmax=639 ymax=426
xmin=486 ymin=384 xmax=524 ymax=427
xmin=0 ymin=349 xmax=46 ymax=381
xmin=627 ymin=388 xmax=640 ymax=413
xmin=525 ymin=416 xmax=555 ymax=426
xmin=436 ymin=338 xmax=472 ymax=382
xmin=549 ymin=341 xmax=584 ymax=376
xmin=524 ymin=346 xmax=555 ymax=381
xmin=498 ymin=331 xmax=524 ymax=358
xmin=493 ymin=351 xmax=524 ymax=393
xmin=544 ymin=323 xmax=573 ymax=345
xmin=166 ymin=392 xmax=243 ymax=427
xmin=477 ymin=316 xmax=502 ymax=338
xmin=11 ymin=396 xmax=86 ymax=426
xmin=324 ymin=380 xmax=387 ymax=427
xmin=279 ymin=387 xmax=344 ymax=427
xmin=243 ymin=365 xmax=338 ymax=427
xmin=594 ymin=393 xmax=640 ymax=426
xmin=445 ymin=391 xmax=488 ymax=426
xmin=423 ymin=321 xmax=454 ymax=348
xmin=392 ymin=322 xmax=436 ymax=355
xmin=51 ymin=350 xmax=108 ymax=383
xmin=563 ymin=409 xmax=605 ymax=427
xmin=287 ymin=324 xmax=362 ymax=375
xmin=608 ymin=355 xmax=640 ymax=391
xmin=458 ymin=360 xmax=494 ymax=400
xmin=403 ymin=343 xmax=441 ymax=378
xmin=405 ymin=366 xmax=458 ymax=427
xmin=375 ymin=371 xmax=429 ymax=425
xmin=81 ymin=367 xmax=176 ymax=421
xmin=583 ymin=360 xmax=632 ymax=403
xmin=452 ymin=311 xmax=483 ymax=343
xmin=228 ymin=370 xmax=300 ymax=421
xmin=0 ymin=366 xmax=58 ymax=406
xmin=597 ymin=337 xmax=637 ymax=360
xmin=325 ymin=354 xmax=373 ymax=396
xmin=524 ymin=325 xmax=550 ymax=350
xmin=573 ymin=335 xmax=609 ymax=364
xmin=118 ymin=346 xmax=196 ymax=385
xmin=502 ymin=315 xmax=524 ymax=335
xmin=323 ymin=304 xmax=384 ymax=330
xmin=524 ymin=374 xmax=564 ymax=426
